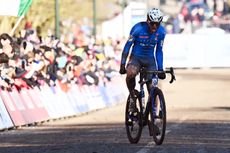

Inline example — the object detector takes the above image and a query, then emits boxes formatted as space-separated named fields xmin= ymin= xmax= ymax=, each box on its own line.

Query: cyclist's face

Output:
xmin=147 ymin=20 xmax=160 ymax=33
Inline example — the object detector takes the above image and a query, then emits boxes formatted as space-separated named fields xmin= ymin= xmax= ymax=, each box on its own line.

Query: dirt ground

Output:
xmin=0 ymin=68 xmax=230 ymax=153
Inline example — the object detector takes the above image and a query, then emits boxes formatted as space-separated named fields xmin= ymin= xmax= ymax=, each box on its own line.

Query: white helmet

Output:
xmin=147 ymin=8 xmax=163 ymax=22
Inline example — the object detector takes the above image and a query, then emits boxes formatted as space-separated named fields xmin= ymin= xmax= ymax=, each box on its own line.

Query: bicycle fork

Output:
xmin=151 ymin=77 xmax=159 ymax=117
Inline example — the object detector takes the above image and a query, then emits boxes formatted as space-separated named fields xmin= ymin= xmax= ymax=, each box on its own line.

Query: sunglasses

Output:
xmin=148 ymin=21 xmax=160 ymax=27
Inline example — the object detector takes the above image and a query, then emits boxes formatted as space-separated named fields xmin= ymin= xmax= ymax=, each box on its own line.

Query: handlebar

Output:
xmin=141 ymin=67 xmax=176 ymax=84
xmin=165 ymin=67 xmax=176 ymax=84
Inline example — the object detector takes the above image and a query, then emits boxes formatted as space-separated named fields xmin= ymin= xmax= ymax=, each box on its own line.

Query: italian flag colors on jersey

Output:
xmin=0 ymin=0 xmax=33 ymax=17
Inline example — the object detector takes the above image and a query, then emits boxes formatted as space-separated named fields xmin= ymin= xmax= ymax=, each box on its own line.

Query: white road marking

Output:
xmin=136 ymin=142 xmax=155 ymax=153
xmin=136 ymin=117 xmax=187 ymax=153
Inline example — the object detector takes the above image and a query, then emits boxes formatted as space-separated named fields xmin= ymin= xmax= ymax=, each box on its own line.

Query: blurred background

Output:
xmin=1 ymin=0 xmax=230 ymax=39
xmin=0 ymin=2 xmax=230 ymax=151
xmin=0 ymin=0 xmax=229 ymax=91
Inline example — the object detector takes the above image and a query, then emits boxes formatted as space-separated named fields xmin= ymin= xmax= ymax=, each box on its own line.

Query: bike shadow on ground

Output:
xmin=212 ymin=106 xmax=230 ymax=111
xmin=0 ymin=120 xmax=230 ymax=153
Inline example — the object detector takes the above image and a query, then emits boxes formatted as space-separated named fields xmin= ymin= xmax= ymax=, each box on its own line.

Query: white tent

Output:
xmin=102 ymin=2 xmax=147 ymax=40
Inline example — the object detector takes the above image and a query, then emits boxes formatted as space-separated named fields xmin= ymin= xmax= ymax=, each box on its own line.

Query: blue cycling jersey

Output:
xmin=121 ymin=22 xmax=166 ymax=70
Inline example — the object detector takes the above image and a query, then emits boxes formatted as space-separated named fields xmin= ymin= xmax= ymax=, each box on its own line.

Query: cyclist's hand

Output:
xmin=158 ymin=72 xmax=166 ymax=80
xmin=119 ymin=64 xmax=126 ymax=74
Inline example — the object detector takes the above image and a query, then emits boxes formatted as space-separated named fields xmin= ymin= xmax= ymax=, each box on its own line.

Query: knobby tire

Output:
xmin=150 ymin=87 xmax=166 ymax=145
xmin=125 ymin=90 xmax=143 ymax=143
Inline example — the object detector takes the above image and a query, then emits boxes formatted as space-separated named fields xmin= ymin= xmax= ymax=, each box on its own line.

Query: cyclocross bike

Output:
xmin=125 ymin=67 xmax=176 ymax=145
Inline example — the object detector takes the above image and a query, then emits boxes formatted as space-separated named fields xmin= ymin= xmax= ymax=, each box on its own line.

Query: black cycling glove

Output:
xmin=119 ymin=64 xmax=126 ymax=74
xmin=158 ymin=72 xmax=166 ymax=80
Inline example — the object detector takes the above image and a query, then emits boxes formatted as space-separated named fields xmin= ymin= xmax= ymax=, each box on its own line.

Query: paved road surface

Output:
xmin=0 ymin=69 xmax=230 ymax=153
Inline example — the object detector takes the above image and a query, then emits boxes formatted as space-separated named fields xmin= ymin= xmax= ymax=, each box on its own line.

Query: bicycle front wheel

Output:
xmin=150 ymin=87 xmax=166 ymax=145
xmin=125 ymin=90 xmax=143 ymax=144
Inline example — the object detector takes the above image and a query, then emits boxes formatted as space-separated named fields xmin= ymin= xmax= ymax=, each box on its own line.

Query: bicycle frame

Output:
xmin=138 ymin=67 xmax=176 ymax=125
xmin=125 ymin=67 xmax=176 ymax=144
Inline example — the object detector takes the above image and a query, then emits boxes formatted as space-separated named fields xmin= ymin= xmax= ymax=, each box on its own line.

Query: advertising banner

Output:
xmin=0 ymin=97 xmax=14 ymax=130
xmin=0 ymin=89 xmax=26 ymax=126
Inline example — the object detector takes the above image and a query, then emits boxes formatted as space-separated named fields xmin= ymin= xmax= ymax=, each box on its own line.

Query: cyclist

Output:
xmin=119 ymin=8 xmax=166 ymax=112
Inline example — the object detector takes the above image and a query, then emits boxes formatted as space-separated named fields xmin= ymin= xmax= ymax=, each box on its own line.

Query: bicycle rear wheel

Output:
xmin=125 ymin=89 xmax=143 ymax=143
xmin=149 ymin=87 xmax=166 ymax=145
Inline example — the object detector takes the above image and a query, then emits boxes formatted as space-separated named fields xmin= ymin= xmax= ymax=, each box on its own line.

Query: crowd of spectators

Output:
xmin=1 ymin=0 xmax=229 ymax=92
xmin=164 ymin=0 xmax=230 ymax=34
xmin=0 ymin=26 xmax=122 ymax=92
